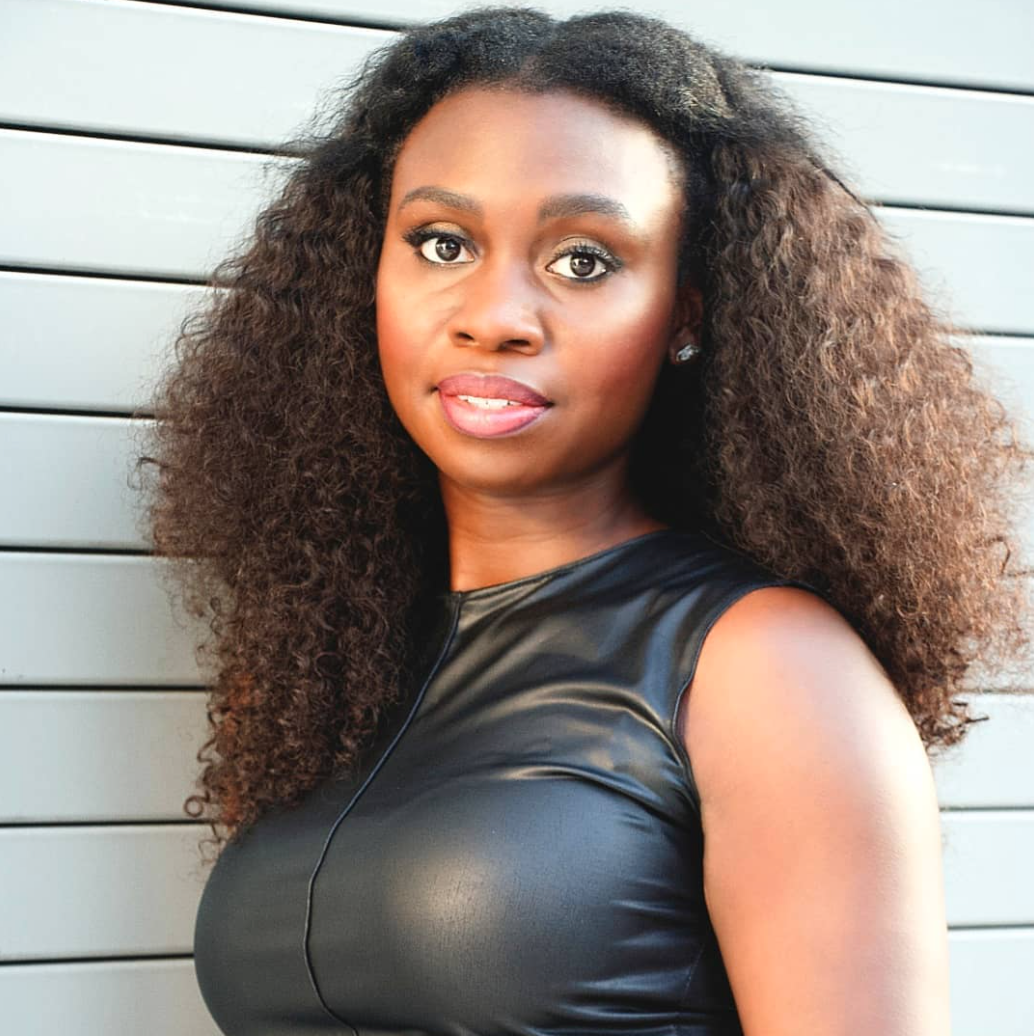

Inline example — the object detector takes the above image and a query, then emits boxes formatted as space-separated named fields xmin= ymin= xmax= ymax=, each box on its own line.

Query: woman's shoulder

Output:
xmin=680 ymin=566 xmax=930 ymax=836
xmin=676 ymin=577 xmax=947 ymax=1031
xmin=683 ymin=573 xmax=901 ymax=771
xmin=637 ymin=527 xmax=832 ymax=610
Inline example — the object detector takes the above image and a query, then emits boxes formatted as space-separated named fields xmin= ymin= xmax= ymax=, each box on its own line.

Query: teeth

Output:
xmin=456 ymin=394 xmax=522 ymax=409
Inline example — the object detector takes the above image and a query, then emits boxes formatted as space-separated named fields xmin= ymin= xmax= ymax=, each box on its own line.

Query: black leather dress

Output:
xmin=193 ymin=528 xmax=821 ymax=1035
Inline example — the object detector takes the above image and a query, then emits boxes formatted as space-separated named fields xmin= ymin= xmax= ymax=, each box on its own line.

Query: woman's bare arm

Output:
xmin=678 ymin=585 xmax=952 ymax=1036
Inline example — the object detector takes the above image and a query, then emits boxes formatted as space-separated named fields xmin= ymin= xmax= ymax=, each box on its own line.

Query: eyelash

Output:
xmin=401 ymin=227 xmax=623 ymax=283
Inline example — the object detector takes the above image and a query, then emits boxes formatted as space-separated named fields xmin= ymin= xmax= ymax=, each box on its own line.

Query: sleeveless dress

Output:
xmin=193 ymin=527 xmax=822 ymax=1035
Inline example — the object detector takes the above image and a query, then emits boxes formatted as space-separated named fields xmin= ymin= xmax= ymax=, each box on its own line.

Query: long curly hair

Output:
xmin=136 ymin=5 xmax=1034 ymax=854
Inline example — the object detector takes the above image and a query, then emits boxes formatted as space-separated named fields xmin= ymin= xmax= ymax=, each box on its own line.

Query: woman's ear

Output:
xmin=666 ymin=281 xmax=704 ymax=365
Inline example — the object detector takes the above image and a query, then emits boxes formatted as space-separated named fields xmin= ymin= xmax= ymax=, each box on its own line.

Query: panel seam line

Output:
xmin=300 ymin=599 xmax=461 ymax=1033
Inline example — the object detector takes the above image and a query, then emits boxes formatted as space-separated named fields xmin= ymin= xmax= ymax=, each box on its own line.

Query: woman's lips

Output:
xmin=436 ymin=372 xmax=552 ymax=438
xmin=437 ymin=373 xmax=550 ymax=406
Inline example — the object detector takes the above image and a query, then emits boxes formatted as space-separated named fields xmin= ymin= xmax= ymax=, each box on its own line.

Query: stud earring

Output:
xmin=673 ymin=341 xmax=701 ymax=364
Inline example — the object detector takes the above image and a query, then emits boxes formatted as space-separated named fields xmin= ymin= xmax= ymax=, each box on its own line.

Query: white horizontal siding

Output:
xmin=886 ymin=207 xmax=1033 ymax=335
xmin=1 ymin=826 xmax=205 ymax=960
xmin=4 ymin=2 xmax=1033 ymax=215
xmin=0 ymin=959 xmax=222 ymax=1036
xmin=0 ymin=129 xmax=288 ymax=281
xmin=0 ymin=691 xmax=207 ymax=823
xmin=974 ymin=338 xmax=1034 ymax=439
xmin=0 ymin=0 xmax=393 ymax=150
xmin=939 ymin=811 xmax=1034 ymax=925
xmin=0 ymin=554 xmax=203 ymax=685
xmin=146 ymin=0 xmax=1034 ymax=93
xmin=0 ymin=413 xmax=150 ymax=549
xmin=0 ymin=272 xmax=205 ymax=413
xmin=772 ymin=72 xmax=1034 ymax=214
xmin=931 ymin=693 xmax=1034 ymax=807
xmin=949 ymin=929 xmax=1034 ymax=1036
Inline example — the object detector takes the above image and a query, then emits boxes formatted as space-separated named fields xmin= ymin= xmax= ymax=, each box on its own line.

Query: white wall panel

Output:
xmin=0 ymin=554 xmax=203 ymax=685
xmin=931 ymin=693 xmax=1034 ymax=808
xmin=5 ymin=2 xmax=1032 ymax=215
xmin=0 ymin=0 xmax=392 ymax=149
xmin=0 ymin=129 xmax=292 ymax=280
xmin=974 ymin=337 xmax=1034 ymax=437
xmin=0 ymin=691 xmax=207 ymax=823
xmin=774 ymin=73 xmax=1034 ymax=214
xmin=1 ymin=825 xmax=210 ymax=960
xmin=168 ymin=0 xmax=1034 ymax=92
xmin=876 ymin=208 xmax=1034 ymax=335
xmin=949 ymin=928 xmax=1034 ymax=1036
xmin=0 ymin=413 xmax=150 ymax=549
xmin=0 ymin=271 xmax=204 ymax=412
xmin=0 ymin=959 xmax=221 ymax=1036
xmin=941 ymin=810 xmax=1034 ymax=926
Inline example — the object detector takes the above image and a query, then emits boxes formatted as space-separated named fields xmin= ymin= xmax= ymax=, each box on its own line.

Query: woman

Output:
xmin=139 ymin=6 xmax=1032 ymax=1035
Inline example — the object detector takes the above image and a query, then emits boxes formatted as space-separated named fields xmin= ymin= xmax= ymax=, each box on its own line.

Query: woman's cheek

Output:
xmin=376 ymin=279 xmax=417 ymax=391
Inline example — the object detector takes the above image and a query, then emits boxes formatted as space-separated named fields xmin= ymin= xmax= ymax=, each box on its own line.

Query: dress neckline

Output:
xmin=440 ymin=527 xmax=684 ymax=603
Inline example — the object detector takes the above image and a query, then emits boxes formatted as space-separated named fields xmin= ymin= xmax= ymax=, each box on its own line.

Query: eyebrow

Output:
xmin=397 ymin=185 xmax=642 ymax=236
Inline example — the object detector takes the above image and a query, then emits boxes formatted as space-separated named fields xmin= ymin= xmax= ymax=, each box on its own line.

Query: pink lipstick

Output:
xmin=436 ymin=373 xmax=552 ymax=438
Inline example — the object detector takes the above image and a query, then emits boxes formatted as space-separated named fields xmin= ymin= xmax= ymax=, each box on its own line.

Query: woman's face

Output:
xmin=376 ymin=86 xmax=699 ymax=499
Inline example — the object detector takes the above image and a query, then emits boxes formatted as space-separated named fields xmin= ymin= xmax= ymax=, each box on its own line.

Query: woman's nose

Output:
xmin=447 ymin=255 xmax=545 ymax=354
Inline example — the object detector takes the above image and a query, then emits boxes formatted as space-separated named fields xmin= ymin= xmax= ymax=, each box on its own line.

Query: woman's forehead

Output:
xmin=389 ymin=87 xmax=684 ymax=224
xmin=397 ymin=86 xmax=662 ymax=159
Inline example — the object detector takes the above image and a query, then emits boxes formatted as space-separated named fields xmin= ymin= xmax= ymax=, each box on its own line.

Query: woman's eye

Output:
xmin=404 ymin=230 xmax=474 ymax=266
xmin=546 ymin=246 xmax=618 ymax=283
xmin=401 ymin=229 xmax=620 ymax=283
